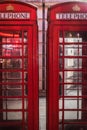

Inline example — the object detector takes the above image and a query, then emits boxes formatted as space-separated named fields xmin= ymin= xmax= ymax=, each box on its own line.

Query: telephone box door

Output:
xmin=47 ymin=24 xmax=87 ymax=130
xmin=58 ymin=26 xmax=87 ymax=129
xmin=0 ymin=26 xmax=38 ymax=130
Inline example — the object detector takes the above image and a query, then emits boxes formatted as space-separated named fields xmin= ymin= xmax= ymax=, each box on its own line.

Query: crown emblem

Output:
xmin=6 ymin=4 xmax=14 ymax=11
xmin=72 ymin=4 xmax=80 ymax=11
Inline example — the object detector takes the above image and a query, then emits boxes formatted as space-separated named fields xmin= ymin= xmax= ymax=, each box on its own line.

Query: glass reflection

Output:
xmin=0 ymin=30 xmax=28 ymax=125
xmin=59 ymin=30 xmax=87 ymax=125
xmin=64 ymin=85 xmax=82 ymax=96
xmin=24 ymin=45 xmax=28 ymax=56
xmin=64 ymin=71 xmax=82 ymax=83
xmin=59 ymin=31 xmax=87 ymax=43
xmin=3 ymin=59 xmax=22 ymax=69
xmin=2 ymin=85 xmax=22 ymax=96
xmin=64 ymin=45 xmax=82 ymax=56
xmin=64 ymin=58 xmax=82 ymax=69
xmin=24 ymin=31 xmax=28 ymax=43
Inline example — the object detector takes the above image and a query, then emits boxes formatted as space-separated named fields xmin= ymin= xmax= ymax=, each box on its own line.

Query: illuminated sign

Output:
xmin=0 ymin=12 xmax=30 ymax=19
xmin=56 ymin=13 xmax=87 ymax=20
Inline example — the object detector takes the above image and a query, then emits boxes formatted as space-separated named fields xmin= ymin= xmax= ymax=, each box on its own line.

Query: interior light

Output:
xmin=0 ymin=32 xmax=19 ymax=37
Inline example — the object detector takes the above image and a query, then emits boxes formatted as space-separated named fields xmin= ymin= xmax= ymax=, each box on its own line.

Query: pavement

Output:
xmin=39 ymin=97 xmax=46 ymax=130
xmin=1 ymin=90 xmax=85 ymax=130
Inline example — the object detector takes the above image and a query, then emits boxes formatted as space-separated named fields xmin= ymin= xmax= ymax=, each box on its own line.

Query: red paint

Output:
xmin=47 ymin=2 xmax=87 ymax=130
xmin=0 ymin=1 xmax=38 ymax=130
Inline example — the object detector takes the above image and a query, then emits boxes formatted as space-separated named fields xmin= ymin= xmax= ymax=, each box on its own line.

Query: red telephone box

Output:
xmin=0 ymin=1 xmax=38 ymax=130
xmin=47 ymin=2 xmax=87 ymax=130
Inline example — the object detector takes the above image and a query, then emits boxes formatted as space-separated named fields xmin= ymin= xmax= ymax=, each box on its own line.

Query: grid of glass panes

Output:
xmin=59 ymin=31 xmax=87 ymax=129
xmin=0 ymin=30 xmax=28 ymax=130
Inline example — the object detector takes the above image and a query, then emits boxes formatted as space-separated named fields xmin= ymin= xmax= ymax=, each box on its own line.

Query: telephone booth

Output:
xmin=0 ymin=1 xmax=38 ymax=130
xmin=47 ymin=2 xmax=87 ymax=130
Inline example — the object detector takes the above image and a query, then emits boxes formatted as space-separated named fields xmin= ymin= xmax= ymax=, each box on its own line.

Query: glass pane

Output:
xmin=24 ymin=98 xmax=28 ymax=110
xmin=24 ymin=72 xmax=28 ymax=95
xmin=1 ymin=44 xmax=22 ymax=56
xmin=0 ymin=98 xmax=28 ymax=120
xmin=59 ymin=58 xmax=63 ymax=69
xmin=82 ymin=45 xmax=87 ymax=56
xmin=2 ymin=72 xmax=22 ymax=80
xmin=59 ymin=99 xmax=63 ymax=109
xmin=64 ymin=45 xmax=82 ymax=56
xmin=2 ymin=59 xmax=22 ymax=69
xmin=64 ymin=111 xmax=81 ymax=120
xmin=59 ymin=72 xmax=63 ymax=83
xmin=2 ymin=79 xmax=22 ymax=83
xmin=24 ymin=45 xmax=28 ymax=56
xmin=24 ymin=31 xmax=28 ymax=43
xmin=64 ymin=31 xmax=87 ymax=43
xmin=2 ymin=85 xmax=22 ymax=96
xmin=24 ymin=58 xmax=28 ymax=69
xmin=82 ymin=85 xmax=87 ymax=96
xmin=64 ymin=71 xmax=82 ymax=83
xmin=5 ymin=112 xmax=22 ymax=120
xmin=59 ymin=31 xmax=87 ymax=43
xmin=3 ymin=98 xmax=22 ymax=109
xmin=59 ymin=45 xmax=63 ymax=56
xmin=64 ymin=84 xmax=82 ymax=96
xmin=64 ymin=58 xmax=82 ymax=69
xmin=59 ymin=31 xmax=63 ymax=43
xmin=59 ymin=111 xmax=62 ymax=120
xmin=1 ymin=31 xmax=22 ymax=43
xmin=24 ymin=112 xmax=28 ymax=122
xmin=0 ymin=44 xmax=28 ymax=56
xmin=64 ymin=98 xmax=82 ymax=109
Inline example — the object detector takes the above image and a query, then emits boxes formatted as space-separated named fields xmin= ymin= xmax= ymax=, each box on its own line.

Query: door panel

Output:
xmin=59 ymin=27 xmax=87 ymax=129
xmin=0 ymin=27 xmax=31 ymax=130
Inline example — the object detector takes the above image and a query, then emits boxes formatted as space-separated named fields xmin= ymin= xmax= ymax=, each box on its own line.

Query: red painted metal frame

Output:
xmin=46 ymin=23 xmax=58 ymax=130
xmin=47 ymin=2 xmax=87 ymax=130
xmin=0 ymin=1 xmax=39 ymax=130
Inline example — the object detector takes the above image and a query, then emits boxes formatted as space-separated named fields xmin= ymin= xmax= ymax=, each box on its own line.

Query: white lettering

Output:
xmin=74 ymin=14 xmax=79 ymax=19
xmin=71 ymin=13 xmax=74 ymax=19
xmin=0 ymin=13 xmax=30 ymax=19
xmin=67 ymin=13 xmax=71 ymax=19
xmin=56 ymin=13 xmax=87 ymax=20
xmin=62 ymin=13 xmax=66 ymax=19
